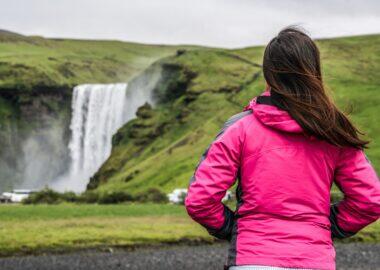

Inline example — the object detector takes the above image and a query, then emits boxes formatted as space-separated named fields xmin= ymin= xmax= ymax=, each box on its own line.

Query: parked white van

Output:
xmin=2 ymin=189 xmax=36 ymax=203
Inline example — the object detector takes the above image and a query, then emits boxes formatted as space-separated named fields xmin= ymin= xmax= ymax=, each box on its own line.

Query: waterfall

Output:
xmin=69 ymin=83 xmax=128 ymax=179
xmin=52 ymin=83 xmax=149 ymax=192
xmin=49 ymin=65 xmax=160 ymax=192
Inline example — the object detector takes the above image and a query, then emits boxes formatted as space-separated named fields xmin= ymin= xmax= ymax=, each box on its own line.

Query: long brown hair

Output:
xmin=263 ymin=26 xmax=368 ymax=149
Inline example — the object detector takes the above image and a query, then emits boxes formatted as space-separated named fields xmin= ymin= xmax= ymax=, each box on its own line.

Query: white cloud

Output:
xmin=0 ymin=0 xmax=379 ymax=48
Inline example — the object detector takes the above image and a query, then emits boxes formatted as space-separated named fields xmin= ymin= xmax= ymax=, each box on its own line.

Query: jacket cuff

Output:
xmin=207 ymin=205 xmax=235 ymax=241
xmin=329 ymin=203 xmax=356 ymax=239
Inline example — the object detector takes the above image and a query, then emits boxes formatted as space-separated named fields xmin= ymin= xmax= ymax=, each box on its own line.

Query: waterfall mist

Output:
xmin=5 ymin=92 xmax=72 ymax=192
xmin=20 ymin=120 xmax=70 ymax=189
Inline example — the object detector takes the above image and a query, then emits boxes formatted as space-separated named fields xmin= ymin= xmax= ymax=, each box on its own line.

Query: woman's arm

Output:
xmin=185 ymin=112 xmax=249 ymax=240
xmin=330 ymin=148 xmax=380 ymax=238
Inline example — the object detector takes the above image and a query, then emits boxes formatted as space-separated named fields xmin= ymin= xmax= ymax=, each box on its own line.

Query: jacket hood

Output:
xmin=245 ymin=91 xmax=303 ymax=133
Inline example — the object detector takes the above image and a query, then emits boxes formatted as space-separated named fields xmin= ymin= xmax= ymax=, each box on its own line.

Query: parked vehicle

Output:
xmin=223 ymin=190 xmax=233 ymax=202
xmin=167 ymin=189 xmax=188 ymax=204
xmin=167 ymin=189 xmax=232 ymax=204
xmin=0 ymin=195 xmax=10 ymax=203
xmin=2 ymin=189 xmax=36 ymax=203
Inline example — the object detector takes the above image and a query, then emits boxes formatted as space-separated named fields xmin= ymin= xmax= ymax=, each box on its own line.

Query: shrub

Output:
xmin=98 ymin=191 xmax=134 ymax=204
xmin=77 ymin=191 xmax=100 ymax=203
xmin=21 ymin=188 xmax=169 ymax=205
xmin=23 ymin=188 xmax=62 ymax=204
xmin=61 ymin=191 xmax=79 ymax=203
xmin=135 ymin=188 xmax=168 ymax=203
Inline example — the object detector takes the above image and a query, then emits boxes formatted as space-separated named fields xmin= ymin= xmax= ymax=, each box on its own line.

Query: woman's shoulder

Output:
xmin=224 ymin=110 xmax=253 ymax=127
xmin=213 ymin=110 xmax=256 ymax=144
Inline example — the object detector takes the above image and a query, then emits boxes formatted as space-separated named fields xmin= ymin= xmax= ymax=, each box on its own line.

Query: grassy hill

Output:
xmin=90 ymin=34 xmax=380 ymax=195
xmin=0 ymin=30 xmax=197 ymax=91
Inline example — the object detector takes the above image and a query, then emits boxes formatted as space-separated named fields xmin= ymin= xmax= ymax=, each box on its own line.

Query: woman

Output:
xmin=185 ymin=27 xmax=380 ymax=270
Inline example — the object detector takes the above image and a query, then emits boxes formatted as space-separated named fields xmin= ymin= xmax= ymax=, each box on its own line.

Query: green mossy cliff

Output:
xmin=88 ymin=49 xmax=263 ymax=190
xmin=90 ymin=34 xmax=380 ymax=194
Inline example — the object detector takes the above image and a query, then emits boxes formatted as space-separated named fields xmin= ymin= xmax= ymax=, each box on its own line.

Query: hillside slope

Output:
xmin=91 ymin=34 xmax=380 ymax=194
xmin=0 ymin=30 xmax=199 ymax=91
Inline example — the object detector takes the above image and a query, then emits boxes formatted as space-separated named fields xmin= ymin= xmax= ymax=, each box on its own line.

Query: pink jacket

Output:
xmin=185 ymin=91 xmax=380 ymax=270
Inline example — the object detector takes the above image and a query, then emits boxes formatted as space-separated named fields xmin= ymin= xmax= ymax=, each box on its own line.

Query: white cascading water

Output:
xmin=52 ymin=83 xmax=149 ymax=192
xmin=51 ymin=65 xmax=160 ymax=192
xmin=69 ymin=83 xmax=127 ymax=179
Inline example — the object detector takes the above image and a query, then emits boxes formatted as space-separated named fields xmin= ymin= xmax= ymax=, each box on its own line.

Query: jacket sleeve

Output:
xmin=330 ymin=147 xmax=380 ymax=239
xmin=185 ymin=112 xmax=247 ymax=240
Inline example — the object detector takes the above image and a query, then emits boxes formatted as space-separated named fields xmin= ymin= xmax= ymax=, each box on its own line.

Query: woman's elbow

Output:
xmin=350 ymin=194 xmax=380 ymax=221
xmin=184 ymin=194 xmax=192 ymax=213
xmin=184 ymin=192 xmax=213 ymax=221
xmin=363 ymin=191 xmax=380 ymax=218
xmin=185 ymin=193 xmax=202 ymax=218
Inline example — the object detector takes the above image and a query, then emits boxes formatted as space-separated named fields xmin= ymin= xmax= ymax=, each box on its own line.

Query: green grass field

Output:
xmin=0 ymin=203 xmax=210 ymax=256
xmin=0 ymin=203 xmax=378 ymax=256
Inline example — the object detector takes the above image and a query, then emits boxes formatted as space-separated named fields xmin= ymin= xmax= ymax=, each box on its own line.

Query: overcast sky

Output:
xmin=0 ymin=0 xmax=379 ymax=48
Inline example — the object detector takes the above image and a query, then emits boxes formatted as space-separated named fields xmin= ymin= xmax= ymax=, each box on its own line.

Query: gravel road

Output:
xmin=0 ymin=243 xmax=378 ymax=270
